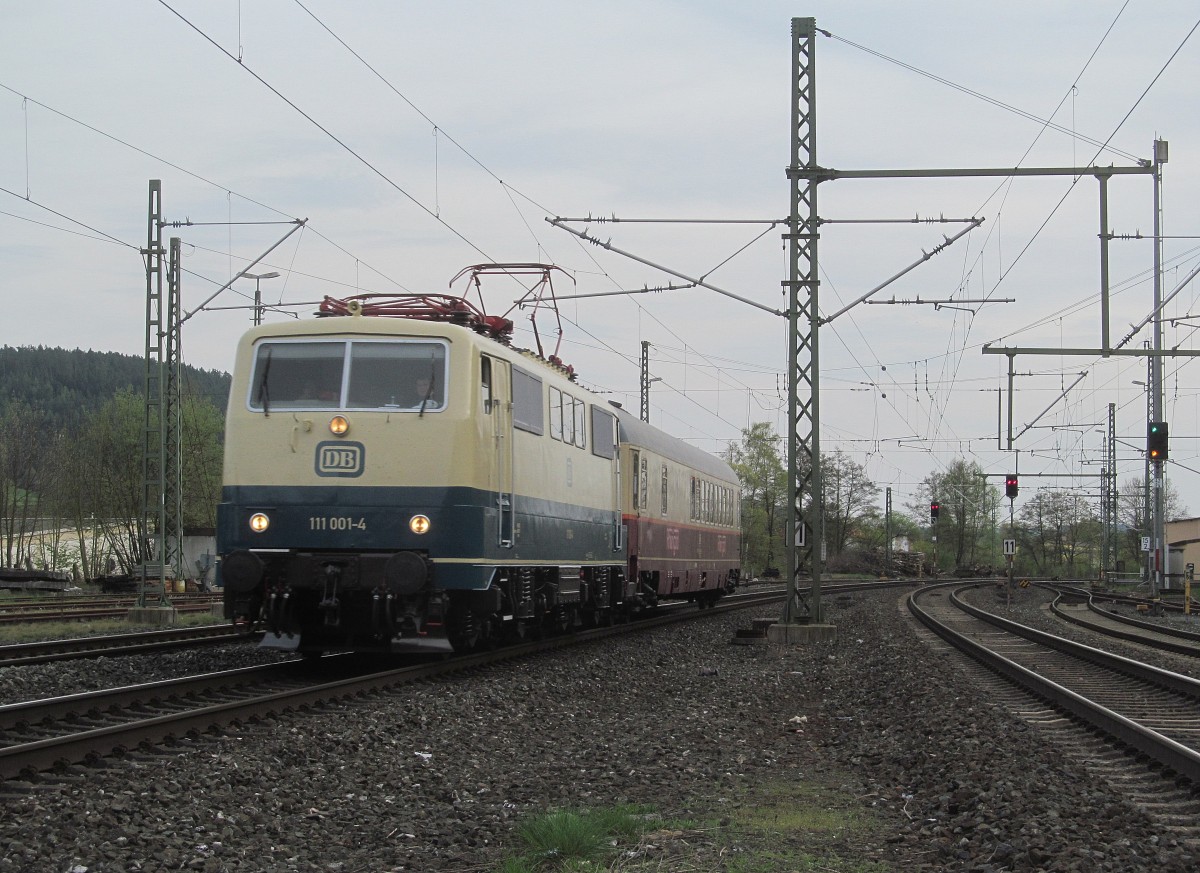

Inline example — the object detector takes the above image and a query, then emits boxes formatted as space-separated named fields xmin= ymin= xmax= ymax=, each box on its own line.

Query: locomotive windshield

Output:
xmin=248 ymin=339 xmax=448 ymax=412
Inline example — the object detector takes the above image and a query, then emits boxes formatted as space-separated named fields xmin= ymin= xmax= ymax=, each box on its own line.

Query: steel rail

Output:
xmin=0 ymin=591 xmax=787 ymax=782
xmin=0 ymin=624 xmax=259 ymax=667
xmin=1048 ymin=590 xmax=1200 ymax=656
xmin=909 ymin=582 xmax=1200 ymax=785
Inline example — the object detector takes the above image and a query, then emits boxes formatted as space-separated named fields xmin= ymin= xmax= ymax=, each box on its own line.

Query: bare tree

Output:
xmin=75 ymin=390 xmax=148 ymax=574
xmin=0 ymin=401 xmax=56 ymax=569
xmin=1017 ymin=490 xmax=1100 ymax=577
xmin=822 ymin=449 xmax=878 ymax=556
xmin=1116 ymin=475 xmax=1187 ymax=576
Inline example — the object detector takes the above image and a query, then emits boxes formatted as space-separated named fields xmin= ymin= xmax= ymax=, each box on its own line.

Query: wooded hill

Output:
xmin=0 ymin=345 xmax=230 ymax=431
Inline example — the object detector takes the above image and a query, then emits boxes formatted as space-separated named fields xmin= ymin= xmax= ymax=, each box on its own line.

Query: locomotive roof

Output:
xmin=610 ymin=404 xmax=738 ymax=485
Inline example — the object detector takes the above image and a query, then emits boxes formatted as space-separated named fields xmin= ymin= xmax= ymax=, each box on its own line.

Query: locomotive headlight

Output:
xmin=329 ymin=415 xmax=350 ymax=436
xmin=409 ymin=514 xmax=431 ymax=535
xmin=248 ymin=512 xmax=270 ymax=533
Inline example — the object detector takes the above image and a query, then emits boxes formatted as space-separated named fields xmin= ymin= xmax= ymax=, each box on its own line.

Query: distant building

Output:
xmin=1163 ymin=518 xmax=1200 ymax=591
xmin=183 ymin=527 xmax=217 ymax=589
xmin=148 ymin=527 xmax=217 ymax=590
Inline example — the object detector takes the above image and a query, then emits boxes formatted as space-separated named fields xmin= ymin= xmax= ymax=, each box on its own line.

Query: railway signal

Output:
xmin=1005 ymin=474 xmax=1019 ymax=499
xmin=930 ymin=501 xmax=940 ymax=521
xmin=1148 ymin=421 xmax=1169 ymax=461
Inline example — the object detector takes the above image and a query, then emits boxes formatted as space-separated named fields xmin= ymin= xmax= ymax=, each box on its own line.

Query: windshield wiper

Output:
xmin=254 ymin=348 xmax=273 ymax=416
xmin=418 ymin=357 xmax=437 ymax=418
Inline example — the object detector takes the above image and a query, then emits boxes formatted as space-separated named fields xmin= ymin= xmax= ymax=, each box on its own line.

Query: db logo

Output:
xmin=315 ymin=441 xmax=365 ymax=478
xmin=665 ymin=527 xmax=681 ymax=553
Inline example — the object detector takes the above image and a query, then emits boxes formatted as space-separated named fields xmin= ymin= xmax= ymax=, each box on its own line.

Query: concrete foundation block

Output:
xmin=765 ymin=622 xmax=838 ymax=645
xmin=126 ymin=607 xmax=178 ymax=626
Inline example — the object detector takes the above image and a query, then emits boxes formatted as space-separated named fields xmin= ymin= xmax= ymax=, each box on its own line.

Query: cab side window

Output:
xmin=512 ymin=366 xmax=544 ymax=434
xmin=481 ymin=356 xmax=493 ymax=414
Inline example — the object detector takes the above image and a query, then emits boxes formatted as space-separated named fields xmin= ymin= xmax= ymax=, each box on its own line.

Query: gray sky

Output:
xmin=3 ymin=1 xmax=1199 ymax=513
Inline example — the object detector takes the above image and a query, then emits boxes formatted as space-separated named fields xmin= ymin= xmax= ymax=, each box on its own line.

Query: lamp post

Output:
xmin=244 ymin=271 xmax=280 ymax=326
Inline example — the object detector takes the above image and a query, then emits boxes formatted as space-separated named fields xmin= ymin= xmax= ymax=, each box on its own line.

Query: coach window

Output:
xmin=631 ymin=450 xmax=641 ymax=510
xmin=639 ymin=456 xmax=648 ymax=509
xmin=660 ymin=464 xmax=669 ymax=516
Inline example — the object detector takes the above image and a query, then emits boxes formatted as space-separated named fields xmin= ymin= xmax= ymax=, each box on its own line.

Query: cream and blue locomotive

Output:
xmin=218 ymin=289 xmax=740 ymax=654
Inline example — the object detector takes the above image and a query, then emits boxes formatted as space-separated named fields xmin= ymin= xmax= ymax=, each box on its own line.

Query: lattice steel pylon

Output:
xmin=783 ymin=17 xmax=825 ymax=623
xmin=139 ymin=180 xmax=182 ymax=606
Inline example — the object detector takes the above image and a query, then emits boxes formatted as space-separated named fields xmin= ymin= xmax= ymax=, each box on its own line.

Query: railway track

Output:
xmin=909 ymin=582 xmax=1200 ymax=844
xmin=0 ymin=579 xmax=888 ymax=666
xmin=0 ymin=624 xmax=260 ymax=667
xmin=1046 ymin=584 xmax=1200 ymax=657
xmin=0 ymin=595 xmax=222 ymax=625
xmin=0 ymin=590 xmax=785 ymax=783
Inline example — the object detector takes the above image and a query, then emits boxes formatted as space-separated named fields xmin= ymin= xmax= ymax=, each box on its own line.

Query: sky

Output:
xmin=3 ymin=1 xmax=1200 ymax=516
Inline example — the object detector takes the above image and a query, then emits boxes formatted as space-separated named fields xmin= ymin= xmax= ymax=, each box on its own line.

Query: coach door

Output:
xmin=484 ymin=355 xmax=515 ymax=547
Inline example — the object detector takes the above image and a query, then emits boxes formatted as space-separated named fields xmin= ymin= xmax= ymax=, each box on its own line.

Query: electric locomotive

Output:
xmin=218 ymin=271 xmax=740 ymax=655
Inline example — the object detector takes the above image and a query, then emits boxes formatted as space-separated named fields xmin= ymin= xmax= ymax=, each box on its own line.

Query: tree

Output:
xmin=0 ymin=400 xmax=58 ymax=569
xmin=728 ymin=423 xmax=787 ymax=576
xmin=180 ymin=395 xmax=224 ymax=529
xmin=71 ymin=389 xmax=149 ymax=574
xmin=822 ymin=449 xmax=878 ymax=556
xmin=915 ymin=460 xmax=1000 ymax=573
xmin=1017 ymin=490 xmax=1100 ymax=577
xmin=1116 ymin=475 xmax=1188 ymax=577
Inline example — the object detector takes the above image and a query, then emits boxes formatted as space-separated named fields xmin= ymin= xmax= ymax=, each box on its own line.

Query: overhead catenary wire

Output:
xmin=4 ymin=8 xmax=1197 ymax=494
xmin=821 ymin=8 xmax=1200 ymax=479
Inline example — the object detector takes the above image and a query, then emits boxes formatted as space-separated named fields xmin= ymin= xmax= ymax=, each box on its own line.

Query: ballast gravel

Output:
xmin=1 ymin=584 xmax=1198 ymax=872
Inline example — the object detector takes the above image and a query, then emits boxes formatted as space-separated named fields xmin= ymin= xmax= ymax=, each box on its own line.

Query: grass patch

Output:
xmin=721 ymin=781 xmax=891 ymax=873
xmin=498 ymin=805 xmax=658 ymax=871
xmin=733 ymin=782 xmax=870 ymax=835
xmin=0 ymin=610 xmax=226 ymax=645
xmin=495 ymin=782 xmax=893 ymax=872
